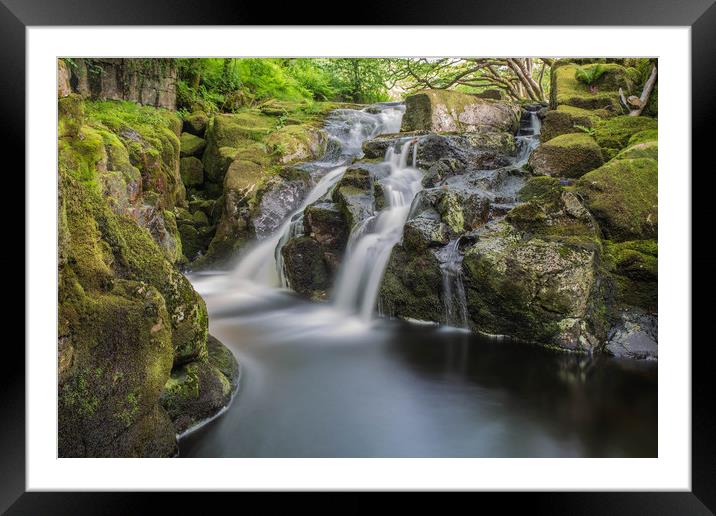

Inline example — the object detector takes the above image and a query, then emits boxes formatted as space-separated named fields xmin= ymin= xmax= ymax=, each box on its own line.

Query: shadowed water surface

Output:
xmin=179 ymin=278 xmax=657 ymax=458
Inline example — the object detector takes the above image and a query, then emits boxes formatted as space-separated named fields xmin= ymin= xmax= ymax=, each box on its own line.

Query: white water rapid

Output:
xmin=230 ymin=104 xmax=404 ymax=288
xmin=332 ymin=139 xmax=423 ymax=320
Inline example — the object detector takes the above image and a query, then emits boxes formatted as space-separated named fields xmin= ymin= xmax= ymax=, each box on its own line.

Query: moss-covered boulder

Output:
xmin=58 ymin=99 xmax=239 ymax=456
xmin=539 ymin=105 xmax=611 ymax=142
xmin=265 ymin=124 xmax=328 ymax=165
xmin=528 ymin=133 xmax=604 ymax=178
xmin=183 ymin=111 xmax=209 ymax=136
xmin=462 ymin=221 xmax=604 ymax=351
xmin=592 ymin=116 xmax=658 ymax=160
xmin=58 ymin=275 xmax=176 ymax=457
xmin=576 ymin=158 xmax=658 ymax=241
xmin=603 ymin=239 xmax=657 ymax=312
xmin=180 ymin=156 xmax=204 ymax=186
xmin=180 ymin=132 xmax=206 ymax=157
xmin=379 ymin=245 xmax=444 ymax=322
xmin=160 ymin=335 xmax=239 ymax=435
xmin=615 ymin=140 xmax=658 ymax=161
xmin=401 ymin=89 xmax=520 ymax=134
xmin=550 ymin=63 xmax=637 ymax=112
xmin=201 ymin=112 xmax=275 ymax=183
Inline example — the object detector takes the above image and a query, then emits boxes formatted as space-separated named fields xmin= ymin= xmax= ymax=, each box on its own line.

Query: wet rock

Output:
xmin=305 ymin=202 xmax=349 ymax=252
xmin=281 ymin=236 xmax=330 ymax=298
xmin=251 ymin=167 xmax=312 ymax=239
xmin=363 ymin=132 xmax=515 ymax=173
xmin=605 ymin=309 xmax=658 ymax=360
xmin=160 ymin=335 xmax=239 ymax=435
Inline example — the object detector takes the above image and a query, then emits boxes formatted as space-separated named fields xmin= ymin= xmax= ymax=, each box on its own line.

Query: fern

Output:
xmin=573 ymin=124 xmax=595 ymax=136
xmin=574 ymin=64 xmax=606 ymax=93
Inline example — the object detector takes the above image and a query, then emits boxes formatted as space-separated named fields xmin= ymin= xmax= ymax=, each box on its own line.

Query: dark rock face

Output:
xmin=605 ymin=310 xmax=658 ymax=360
xmin=363 ymin=132 xmax=516 ymax=174
xmin=281 ymin=236 xmax=331 ymax=298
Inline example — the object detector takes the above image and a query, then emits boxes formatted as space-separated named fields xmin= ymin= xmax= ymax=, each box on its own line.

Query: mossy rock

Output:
xmin=83 ymin=100 xmax=185 ymax=212
xmin=183 ymin=111 xmax=209 ymax=136
xmin=528 ymin=133 xmax=604 ymax=178
xmin=58 ymin=94 xmax=86 ymax=138
xmin=576 ymin=158 xmax=657 ymax=241
xmin=379 ymin=244 xmax=444 ymax=322
xmin=160 ymin=341 xmax=237 ymax=435
xmin=58 ymin=275 xmax=177 ymax=457
xmin=180 ymin=132 xmax=206 ymax=157
xmin=462 ymin=221 xmax=603 ymax=351
xmin=615 ymin=140 xmax=658 ymax=161
xmin=518 ymin=176 xmax=564 ymax=205
xmin=628 ymin=129 xmax=658 ymax=146
xmin=179 ymin=156 xmax=204 ymax=187
xmin=550 ymin=63 xmax=634 ymax=111
xmin=592 ymin=116 xmax=658 ymax=158
xmin=265 ymin=124 xmax=328 ymax=165
xmin=401 ymin=89 xmax=520 ymax=133
xmin=603 ymin=239 xmax=657 ymax=312
xmin=540 ymin=105 xmax=611 ymax=142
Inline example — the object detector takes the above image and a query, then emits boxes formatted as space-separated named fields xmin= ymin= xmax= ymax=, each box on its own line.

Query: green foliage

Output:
xmin=573 ymin=124 xmax=595 ymax=136
xmin=175 ymin=58 xmax=391 ymax=112
xmin=574 ymin=64 xmax=606 ymax=87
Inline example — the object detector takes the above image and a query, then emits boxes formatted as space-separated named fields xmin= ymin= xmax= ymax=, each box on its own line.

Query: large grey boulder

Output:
xmin=401 ymin=89 xmax=521 ymax=134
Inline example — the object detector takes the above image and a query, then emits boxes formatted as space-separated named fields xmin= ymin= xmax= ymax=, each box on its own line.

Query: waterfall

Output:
xmin=437 ymin=238 xmax=469 ymax=329
xmin=231 ymin=104 xmax=404 ymax=287
xmin=514 ymin=106 xmax=542 ymax=165
xmin=332 ymin=139 xmax=423 ymax=321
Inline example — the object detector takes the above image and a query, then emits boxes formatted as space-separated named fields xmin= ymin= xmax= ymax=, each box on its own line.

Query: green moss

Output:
xmin=518 ymin=176 xmax=563 ymax=205
xmin=592 ymin=116 xmax=658 ymax=155
xmin=628 ymin=129 xmax=658 ymax=146
xmin=603 ymin=239 xmax=657 ymax=311
xmin=528 ymin=132 xmax=604 ymax=178
xmin=58 ymin=94 xmax=85 ymax=138
xmin=180 ymin=132 xmax=206 ymax=157
xmin=180 ymin=156 xmax=204 ymax=186
xmin=615 ymin=140 xmax=658 ymax=161
xmin=551 ymin=63 xmax=632 ymax=111
xmin=577 ymin=158 xmax=658 ymax=241
xmin=379 ymin=245 xmax=444 ymax=322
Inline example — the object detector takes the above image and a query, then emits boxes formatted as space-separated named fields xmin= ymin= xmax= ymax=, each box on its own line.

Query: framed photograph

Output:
xmin=8 ymin=0 xmax=714 ymax=511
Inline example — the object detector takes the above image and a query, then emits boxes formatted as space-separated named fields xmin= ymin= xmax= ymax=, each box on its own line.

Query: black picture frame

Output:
xmin=7 ymin=0 xmax=714 ymax=512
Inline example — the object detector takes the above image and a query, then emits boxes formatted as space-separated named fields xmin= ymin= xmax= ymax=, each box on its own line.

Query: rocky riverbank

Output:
xmin=57 ymin=59 xmax=350 ymax=455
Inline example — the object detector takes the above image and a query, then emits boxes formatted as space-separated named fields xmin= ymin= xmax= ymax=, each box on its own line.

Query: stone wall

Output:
xmin=58 ymin=58 xmax=177 ymax=109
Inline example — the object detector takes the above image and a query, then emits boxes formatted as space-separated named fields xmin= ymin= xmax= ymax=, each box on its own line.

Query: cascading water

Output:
xmin=438 ymin=238 xmax=469 ymax=329
xmin=332 ymin=139 xmax=423 ymax=321
xmin=231 ymin=104 xmax=404 ymax=287
xmin=514 ymin=106 xmax=542 ymax=165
